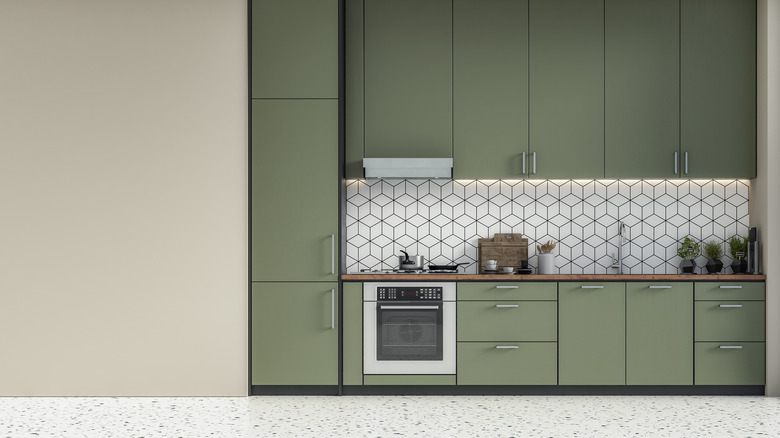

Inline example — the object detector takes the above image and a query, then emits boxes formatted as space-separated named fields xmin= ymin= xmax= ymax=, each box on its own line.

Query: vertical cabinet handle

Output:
xmin=674 ymin=151 xmax=678 ymax=175
xmin=532 ymin=152 xmax=537 ymax=175
xmin=522 ymin=152 xmax=526 ymax=175
xmin=719 ymin=304 xmax=743 ymax=308
xmin=649 ymin=285 xmax=672 ymax=289
xmin=330 ymin=234 xmax=335 ymax=275
xmin=581 ymin=285 xmax=604 ymax=289
xmin=331 ymin=289 xmax=335 ymax=329
xmin=684 ymin=152 xmax=689 ymax=174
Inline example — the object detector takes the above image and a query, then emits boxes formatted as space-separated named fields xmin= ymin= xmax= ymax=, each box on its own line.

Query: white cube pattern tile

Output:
xmin=345 ymin=179 xmax=750 ymax=275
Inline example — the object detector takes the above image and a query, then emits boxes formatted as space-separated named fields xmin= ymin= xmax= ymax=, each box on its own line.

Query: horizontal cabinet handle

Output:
xmin=719 ymin=345 xmax=743 ymax=349
xmin=649 ymin=285 xmax=672 ymax=289
xmin=495 ymin=304 xmax=519 ymax=308
xmin=719 ymin=304 xmax=743 ymax=308
xmin=581 ymin=285 xmax=604 ymax=289
xmin=380 ymin=306 xmax=439 ymax=310
xmin=495 ymin=345 xmax=519 ymax=349
xmin=719 ymin=285 xmax=743 ymax=289
xmin=495 ymin=285 xmax=519 ymax=289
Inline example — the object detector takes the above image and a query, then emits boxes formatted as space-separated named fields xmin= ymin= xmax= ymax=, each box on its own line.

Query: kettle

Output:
xmin=398 ymin=250 xmax=424 ymax=271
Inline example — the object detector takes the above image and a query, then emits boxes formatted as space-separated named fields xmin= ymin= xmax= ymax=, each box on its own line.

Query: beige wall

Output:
xmin=0 ymin=1 xmax=247 ymax=395
xmin=756 ymin=0 xmax=780 ymax=397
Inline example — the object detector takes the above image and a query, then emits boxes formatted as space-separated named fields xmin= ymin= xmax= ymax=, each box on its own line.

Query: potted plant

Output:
xmin=677 ymin=236 xmax=700 ymax=274
xmin=703 ymin=240 xmax=724 ymax=274
xmin=536 ymin=240 xmax=557 ymax=275
xmin=728 ymin=234 xmax=748 ymax=274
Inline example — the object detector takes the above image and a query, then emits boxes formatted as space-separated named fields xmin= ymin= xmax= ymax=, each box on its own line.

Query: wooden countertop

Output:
xmin=342 ymin=273 xmax=766 ymax=281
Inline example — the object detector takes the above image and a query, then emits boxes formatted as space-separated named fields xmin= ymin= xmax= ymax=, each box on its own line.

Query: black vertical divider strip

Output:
xmin=338 ymin=0 xmax=345 ymax=396
xmin=246 ymin=0 xmax=253 ymax=395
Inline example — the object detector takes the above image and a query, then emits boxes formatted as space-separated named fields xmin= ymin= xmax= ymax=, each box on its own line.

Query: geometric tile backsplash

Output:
xmin=345 ymin=179 xmax=750 ymax=275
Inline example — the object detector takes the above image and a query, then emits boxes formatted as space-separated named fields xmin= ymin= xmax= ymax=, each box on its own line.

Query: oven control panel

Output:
xmin=377 ymin=286 xmax=443 ymax=301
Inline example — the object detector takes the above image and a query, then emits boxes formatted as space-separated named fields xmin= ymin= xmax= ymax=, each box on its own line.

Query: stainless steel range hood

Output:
xmin=363 ymin=158 xmax=453 ymax=179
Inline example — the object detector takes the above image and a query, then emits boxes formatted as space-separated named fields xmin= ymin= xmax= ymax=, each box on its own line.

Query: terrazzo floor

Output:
xmin=2 ymin=395 xmax=780 ymax=437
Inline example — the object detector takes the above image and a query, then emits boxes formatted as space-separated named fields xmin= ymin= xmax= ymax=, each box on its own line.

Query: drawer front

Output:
xmin=694 ymin=342 xmax=765 ymax=385
xmin=457 ymin=301 xmax=557 ymax=341
xmin=695 ymin=301 xmax=765 ymax=341
xmin=363 ymin=375 xmax=456 ymax=386
xmin=457 ymin=342 xmax=557 ymax=385
xmin=458 ymin=282 xmax=557 ymax=301
xmin=694 ymin=282 xmax=765 ymax=301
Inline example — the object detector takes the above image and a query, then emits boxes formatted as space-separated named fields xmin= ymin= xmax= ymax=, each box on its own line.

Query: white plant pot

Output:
xmin=537 ymin=253 xmax=556 ymax=275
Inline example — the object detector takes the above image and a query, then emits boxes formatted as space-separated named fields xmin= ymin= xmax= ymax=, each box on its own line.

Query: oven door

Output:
xmin=364 ymin=301 xmax=456 ymax=375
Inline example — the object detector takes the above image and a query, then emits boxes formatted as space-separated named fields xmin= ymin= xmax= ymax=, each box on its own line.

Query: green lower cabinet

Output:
xmin=626 ymin=282 xmax=693 ymax=385
xmin=342 ymin=282 xmax=363 ymax=385
xmin=457 ymin=342 xmax=557 ymax=385
xmin=457 ymin=282 xmax=557 ymax=301
xmin=694 ymin=301 xmax=765 ymax=342
xmin=363 ymin=375 xmax=456 ymax=385
xmin=251 ymin=282 xmax=338 ymax=386
xmin=694 ymin=342 xmax=765 ymax=385
xmin=559 ymin=282 xmax=625 ymax=385
xmin=457 ymin=301 xmax=557 ymax=341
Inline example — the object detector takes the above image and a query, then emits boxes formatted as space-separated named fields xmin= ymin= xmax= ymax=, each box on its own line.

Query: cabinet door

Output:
xmin=681 ymin=0 xmax=756 ymax=178
xmin=559 ymin=282 xmax=625 ymax=385
xmin=605 ymin=0 xmax=680 ymax=178
xmin=251 ymin=100 xmax=338 ymax=281
xmin=529 ymin=0 xmax=604 ymax=178
xmin=251 ymin=0 xmax=338 ymax=98
xmin=342 ymin=282 xmax=363 ymax=385
xmin=458 ymin=342 xmax=557 ymax=385
xmin=364 ymin=0 xmax=452 ymax=158
xmin=252 ymin=283 xmax=338 ymax=386
xmin=626 ymin=282 xmax=693 ymax=385
xmin=453 ymin=0 xmax=528 ymax=178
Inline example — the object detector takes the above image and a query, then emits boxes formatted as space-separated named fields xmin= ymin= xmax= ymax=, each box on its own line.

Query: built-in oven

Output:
xmin=363 ymin=282 xmax=456 ymax=374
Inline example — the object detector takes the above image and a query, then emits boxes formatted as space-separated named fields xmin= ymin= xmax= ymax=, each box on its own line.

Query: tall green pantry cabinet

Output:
xmin=250 ymin=0 xmax=340 ymax=393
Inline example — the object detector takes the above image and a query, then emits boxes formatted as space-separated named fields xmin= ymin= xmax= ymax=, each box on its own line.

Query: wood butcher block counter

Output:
xmin=342 ymin=273 xmax=766 ymax=281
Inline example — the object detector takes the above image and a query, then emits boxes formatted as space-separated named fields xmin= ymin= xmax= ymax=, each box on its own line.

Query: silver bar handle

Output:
xmin=719 ymin=285 xmax=742 ymax=289
xmin=330 ymin=289 xmax=335 ymax=329
xmin=684 ymin=151 xmax=689 ymax=174
xmin=719 ymin=345 xmax=743 ymax=349
xmin=674 ymin=151 xmax=678 ymax=175
xmin=581 ymin=285 xmax=604 ymax=289
xmin=380 ymin=305 xmax=440 ymax=310
xmin=495 ymin=304 xmax=519 ymax=308
xmin=496 ymin=285 xmax=519 ymax=289
xmin=649 ymin=285 xmax=672 ymax=289
xmin=532 ymin=152 xmax=537 ymax=174
xmin=719 ymin=304 xmax=743 ymax=308
xmin=522 ymin=152 xmax=526 ymax=174
xmin=330 ymin=234 xmax=335 ymax=275
xmin=495 ymin=345 xmax=519 ymax=349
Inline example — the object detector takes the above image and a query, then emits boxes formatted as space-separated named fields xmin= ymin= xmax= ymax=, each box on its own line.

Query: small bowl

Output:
xmin=502 ymin=267 xmax=515 ymax=274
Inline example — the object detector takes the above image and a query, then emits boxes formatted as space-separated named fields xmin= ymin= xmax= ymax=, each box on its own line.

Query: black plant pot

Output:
xmin=731 ymin=258 xmax=748 ymax=274
xmin=705 ymin=259 xmax=723 ymax=274
xmin=679 ymin=259 xmax=696 ymax=274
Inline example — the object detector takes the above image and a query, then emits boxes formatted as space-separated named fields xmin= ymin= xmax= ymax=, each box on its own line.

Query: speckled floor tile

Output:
xmin=2 ymin=395 xmax=780 ymax=437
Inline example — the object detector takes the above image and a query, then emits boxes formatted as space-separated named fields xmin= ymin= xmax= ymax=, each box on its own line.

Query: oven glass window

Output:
xmin=376 ymin=305 xmax=443 ymax=361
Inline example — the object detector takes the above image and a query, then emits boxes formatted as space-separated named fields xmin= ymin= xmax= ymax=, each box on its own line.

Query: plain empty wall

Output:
xmin=0 ymin=0 xmax=247 ymax=395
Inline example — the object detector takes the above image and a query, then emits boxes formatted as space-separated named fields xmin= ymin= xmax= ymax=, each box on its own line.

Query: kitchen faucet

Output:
xmin=611 ymin=221 xmax=627 ymax=274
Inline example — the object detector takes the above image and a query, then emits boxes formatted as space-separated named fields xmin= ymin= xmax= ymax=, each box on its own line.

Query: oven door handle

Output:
xmin=379 ymin=305 xmax=441 ymax=310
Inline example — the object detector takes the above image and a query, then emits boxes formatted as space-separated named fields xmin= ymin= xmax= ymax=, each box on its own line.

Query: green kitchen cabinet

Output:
xmin=559 ymin=282 xmax=625 ymax=385
xmin=681 ymin=0 xmax=756 ymax=178
xmin=605 ymin=0 xmax=680 ymax=178
xmin=695 ymin=301 xmax=766 ymax=342
xmin=251 ymin=99 xmax=338 ymax=282
xmin=458 ymin=301 xmax=557 ymax=342
xmin=363 ymin=0 xmax=452 ymax=159
xmin=453 ymin=0 xmax=528 ymax=179
xmin=626 ymin=282 xmax=693 ymax=385
xmin=343 ymin=282 xmax=363 ymax=386
xmin=251 ymin=0 xmax=338 ymax=99
xmin=529 ymin=0 xmax=604 ymax=178
xmin=252 ymin=282 xmax=338 ymax=386
xmin=458 ymin=342 xmax=557 ymax=385
xmin=345 ymin=0 xmax=364 ymax=178
xmin=457 ymin=282 xmax=557 ymax=301
xmin=695 ymin=342 xmax=765 ymax=385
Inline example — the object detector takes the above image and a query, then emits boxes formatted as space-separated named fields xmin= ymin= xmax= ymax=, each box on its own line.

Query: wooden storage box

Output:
xmin=478 ymin=234 xmax=528 ymax=273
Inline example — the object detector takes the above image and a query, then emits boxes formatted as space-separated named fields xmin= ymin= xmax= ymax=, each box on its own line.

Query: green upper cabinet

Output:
xmin=605 ymin=0 xmax=680 ymax=178
xmin=252 ymin=99 xmax=338 ymax=281
xmin=251 ymin=0 xmax=338 ymax=98
xmin=626 ymin=282 xmax=693 ymax=385
xmin=559 ymin=282 xmax=625 ymax=385
xmin=681 ymin=0 xmax=756 ymax=178
xmin=345 ymin=0 xmax=365 ymax=178
xmin=453 ymin=0 xmax=528 ymax=179
xmin=252 ymin=283 xmax=339 ymax=386
xmin=529 ymin=0 xmax=604 ymax=179
xmin=364 ymin=0 xmax=452 ymax=158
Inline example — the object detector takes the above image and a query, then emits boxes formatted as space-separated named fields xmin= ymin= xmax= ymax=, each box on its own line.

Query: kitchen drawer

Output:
xmin=694 ymin=301 xmax=765 ymax=341
xmin=457 ymin=342 xmax=557 ymax=385
xmin=694 ymin=342 xmax=765 ymax=385
xmin=457 ymin=282 xmax=556 ymax=301
xmin=457 ymin=301 xmax=557 ymax=341
xmin=363 ymin=375 xmax=456 ymax=386
xmin=694 ymin=282 xmax=765 ymax=301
